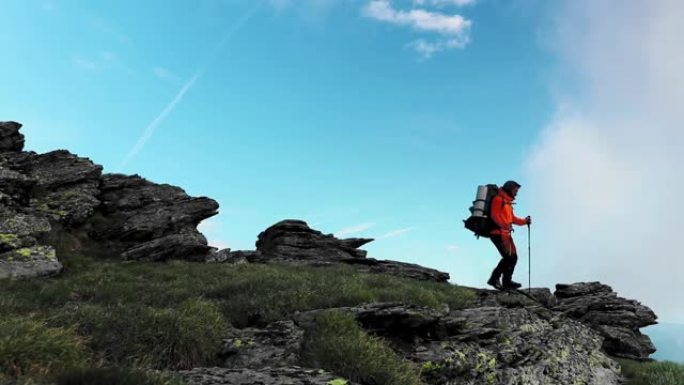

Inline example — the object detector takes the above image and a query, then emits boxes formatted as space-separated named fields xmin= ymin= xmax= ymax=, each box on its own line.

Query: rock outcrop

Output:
xmin=256 ymin=219 xmax=373 ymax=261
xmin=210 ymin=283 xmax=655 ymax=385
xmin=553 ymin=282 xmax=657 ymax=360
xmin=220 ymin=320 xmax=304 ymax=369
xmin=177 ymin=367 xmax=360 ymax=385
xmin=0 ymin=121 xmax=24 ymax=152
xmin=228 ymin=219 xmax=450 ymax=282
xmin=0 ymin=213 xmax=61 ymax=279
xmin=229 ymin=300 xmax=623 ymax=385
xmin=86 ymin=173 xmax=218 ymax=261
xmin=0 ymin=121 xmax=220 ymax=277
xmin=5 ymin=149 xmax=103 ymax=226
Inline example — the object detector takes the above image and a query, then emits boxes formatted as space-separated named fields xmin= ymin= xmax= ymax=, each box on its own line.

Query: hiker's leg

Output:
xmin=500 ymin=235 xmax=518 ymax=284
xmin=490 ymin=235 xmax=507 ymax=280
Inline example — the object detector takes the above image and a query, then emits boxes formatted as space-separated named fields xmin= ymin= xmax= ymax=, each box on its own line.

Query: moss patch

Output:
xmin=0 ymin=233 xmax=21 ymax=248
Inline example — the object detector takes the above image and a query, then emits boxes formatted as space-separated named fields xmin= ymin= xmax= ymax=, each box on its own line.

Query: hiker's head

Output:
xmin=502 ymin=180 xmax=521 ymax=198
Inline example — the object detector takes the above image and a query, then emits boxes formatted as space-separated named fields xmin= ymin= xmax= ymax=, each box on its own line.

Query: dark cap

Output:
xmin=502 ymin=180 xmax=521 ymax=190
xmin=502 ymin=180 xmax=521 ymax=195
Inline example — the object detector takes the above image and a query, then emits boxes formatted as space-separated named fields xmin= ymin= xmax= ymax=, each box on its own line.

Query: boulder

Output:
xmin=0 ymin=167 xmax=36 ymax=206
xmin=474 ymin=287 xmax=558 ymax=309
xmin=87 ymin=173 xmax=219 ymax=261
xmin=3 ymin=149 xmax=103 ymax=226
xmin=256 ymin=219 xmax=372 ymax=262
xmin=120 ymin=232 xmax=213 ymax=262
xmin=206 ymin=249 xmax=260 ymax=264
xmin=342 ymin=257 xmax=450 ymax=282
xmin=176 ymin=367 xmax=358 ymax=385
xmin=295 ymin=301 xmax=621 ymax=385
xmin=255 ymin=220 xmax=449 ymax=282
xmin=0 ymin=245 xmax=62 ymax=279
xmin=295 ymin=303 xmax=449 ymax=342
xmin=0 ymin=211 xmax=60 ymax=280
xmin=0 ymin=121 xmax=24 ymax=152
xmin=0 ymin=212 xmax=51 ymax=239
xmin=219 ymin=320 xmax=304 ymax=369
xmin=553 ymin=282 xmax=657 ymax=359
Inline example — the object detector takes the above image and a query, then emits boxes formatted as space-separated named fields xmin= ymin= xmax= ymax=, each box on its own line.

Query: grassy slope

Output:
xmin=0 ymin=253 xmax=474 ymax=384
xmin=616 ymin=358 xmax=684 ymax=385
xmin=2 ymin=252 xmax=682 ymax=385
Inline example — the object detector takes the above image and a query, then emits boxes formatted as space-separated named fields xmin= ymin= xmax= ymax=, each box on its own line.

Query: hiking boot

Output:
xmin=502 ymin=281 xmax=522 ymax=290
xmin=487 ymin=277 xmax=502 ymax=290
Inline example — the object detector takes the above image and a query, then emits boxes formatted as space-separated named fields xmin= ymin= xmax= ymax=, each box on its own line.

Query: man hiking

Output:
xmin=487 ymin=180 xmax=531 ymax=290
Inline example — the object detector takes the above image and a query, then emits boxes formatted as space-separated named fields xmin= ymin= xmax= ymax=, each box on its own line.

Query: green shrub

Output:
xmin=210 ymin=263 xmax=474 ymax=326
xmin=301 ymin=311 xmax=424 ymax=385
xmin=54 ymin=367 xmax=184 ymax=385
xmin=617 ymin=358 xmax=684 ymax=385
xmin=62 ymin=300 xmax=227 ymax=369
xmin=144 ymin=300 xmax=228 ymax=369
xmin=0 ymin=255 xmax=474 ymax=374
xmin=0 ymin=316 xmax=88 ymax=378
xmin=0 ymin=256 xmax=474 ymax=327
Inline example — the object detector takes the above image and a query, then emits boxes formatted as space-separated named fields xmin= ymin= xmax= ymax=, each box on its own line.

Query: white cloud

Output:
xmin=364 ymin=1 xmax=470 ymax=35
xmin=380 ymin=226 xmax=415 ymax=239
xmin=335 ymin=222 xmax=376 ymax=237
xmin=408 ymin=37 xmax=468 ymax=58
xmin=363 ymin=0 xmax=472 ymax=57
xmin=526 ymin=0 xmax=684 ymax=323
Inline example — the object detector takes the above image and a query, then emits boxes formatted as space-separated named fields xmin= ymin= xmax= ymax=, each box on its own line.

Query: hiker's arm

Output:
xmin=512 ymin=215 xmax=527 ymax=226
xmin=490 ymin=196 xmax=508 ymax=229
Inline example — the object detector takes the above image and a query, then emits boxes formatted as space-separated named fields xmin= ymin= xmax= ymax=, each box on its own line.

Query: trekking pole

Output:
xmin=527 ymin=223 xmax=531 ymax=295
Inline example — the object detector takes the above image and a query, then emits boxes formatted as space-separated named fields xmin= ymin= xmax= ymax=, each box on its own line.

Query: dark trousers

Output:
xmin=490 ymin=234 xmax=518 ymax=284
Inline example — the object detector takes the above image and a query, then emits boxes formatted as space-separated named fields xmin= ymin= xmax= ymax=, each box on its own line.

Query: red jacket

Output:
xmin=490 ymin=189 xmax=527 ymax=235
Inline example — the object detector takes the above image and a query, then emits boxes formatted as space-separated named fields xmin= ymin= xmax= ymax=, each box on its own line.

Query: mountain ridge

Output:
xmin=0 ymin=121 xmax=664 ymax=385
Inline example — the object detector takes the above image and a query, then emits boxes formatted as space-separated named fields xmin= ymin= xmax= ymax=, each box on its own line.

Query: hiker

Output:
xmin=487 ymin=180 xmax=531 ymax=290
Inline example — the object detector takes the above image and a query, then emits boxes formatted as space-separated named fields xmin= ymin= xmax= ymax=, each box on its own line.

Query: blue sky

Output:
xmin=2 ymin=0 xmax=683 ymax=336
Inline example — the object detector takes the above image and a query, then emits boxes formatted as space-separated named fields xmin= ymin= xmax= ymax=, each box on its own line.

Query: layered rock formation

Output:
xmin=86 ymin=173 xmax=218 ymax=261
xmin=209 ymin=219 xmax=451 ymax=282
xmin=211 ymin=297 xmax=629 ymax=385
xmin=177 ymin=368 xmax=359 ymax=385
xmin=0 ymin=121 xmax=218 ymax=278
xmin=553 ymin=282 xmax=657 ymax=360
xmin=0 ymin=121 xmax=24 ymax=152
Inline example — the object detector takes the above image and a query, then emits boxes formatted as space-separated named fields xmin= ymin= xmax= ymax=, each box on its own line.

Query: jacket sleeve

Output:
xmin=512 ymin=205 xmax=527 ymax=226
xmin=512 ymin=215 xmax=527 ymax=226
xmin=490 ymin=196 xmax=508 ymax=229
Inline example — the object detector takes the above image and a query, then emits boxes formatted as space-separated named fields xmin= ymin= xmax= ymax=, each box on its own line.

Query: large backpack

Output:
xmin=463 ymin=184 xmax=501 ymax=238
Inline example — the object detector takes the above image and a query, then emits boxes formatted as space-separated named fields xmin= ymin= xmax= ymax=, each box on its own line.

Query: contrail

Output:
xmin=117 ymin=75 xmax=199 ymax=171
xmin=117 ymin=3 xmax=261 ymax=172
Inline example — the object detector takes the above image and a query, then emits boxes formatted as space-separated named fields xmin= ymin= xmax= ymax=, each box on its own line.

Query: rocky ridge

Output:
xmin=212 ymin=282 xmax=655 ymax=385
xmin=0 ymin=121 xmax=219 ymax=279
xmin=0 ymin=121 xmax=660 ymax=384
xmin=206 ymin=219 xmax=451 ymax=282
